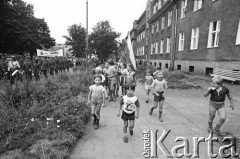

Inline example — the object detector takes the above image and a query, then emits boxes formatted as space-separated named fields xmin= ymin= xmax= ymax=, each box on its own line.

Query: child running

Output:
xmin=142 ymin=69 xmax=154 ymax=103
xmin=87 ymin=75 xmax=106 ymax=129
xmin=204 ymin=76 xmax=234 ymax=135
xmin=117 ymin=86 xmax=140 ymax=143
xmin=149 ymin=71 xmax=168 ymax=122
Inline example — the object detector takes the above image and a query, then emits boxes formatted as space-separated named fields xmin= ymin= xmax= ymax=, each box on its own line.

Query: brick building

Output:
xmin=131 ymin=0 xmax=240 ymax=74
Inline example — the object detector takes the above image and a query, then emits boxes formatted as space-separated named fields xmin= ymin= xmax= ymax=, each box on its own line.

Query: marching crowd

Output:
xmin=0 ymin=56 xmax=80 ymax=85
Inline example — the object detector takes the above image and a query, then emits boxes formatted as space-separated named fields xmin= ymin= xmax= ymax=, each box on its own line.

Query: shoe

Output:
xmin=158 ymin=117 xmax=163 ymax=122
xmin=145 ymin=99 xmax=149 ymax=103
xmin=108 ymin=98 xmax=113 ymax=102
xmin=208 ymin=127 xmax=213 ymax=133
xmin=129 ymin=129 xmax=133 ymax=136
xmin=214 ymin=127 xmax=223 ymax=136
xmin=94 ymin=119 xmax=99 ymax=129
xmin=149 ymin=108 xmax=153 ymax=115
xmin=123 ymin=136 xmax=128 ymax=143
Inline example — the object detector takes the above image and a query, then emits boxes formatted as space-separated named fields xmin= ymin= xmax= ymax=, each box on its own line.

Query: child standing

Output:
xmin=142 ymin=70 xmax=154 ymax=103
xmin=204 ymin=76 xmax=234 ymax=135
xmin=117 ymin=86 xmax=140 ymax=143
xmin=87 ymin=75 xmax=106 ymax=129
xmin=149 ymin=71 xmax=168 ymax=122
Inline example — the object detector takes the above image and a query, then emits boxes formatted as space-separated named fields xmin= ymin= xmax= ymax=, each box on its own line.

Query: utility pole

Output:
xmin=86 ymin=0 xmax=89 ymax=58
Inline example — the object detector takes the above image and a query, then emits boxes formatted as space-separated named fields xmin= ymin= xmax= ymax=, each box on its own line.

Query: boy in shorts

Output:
xmin=117 ymin=86 xmax=140 ymax=143
xmin=142 ymin=69 xmax=154 ymax=103
xmin=149 ymin=71 xmax=168 ymax=122
xmin=87 ymin=75 xmax=106 ymax=129
xmin=204 ymin=76 xmax=234 ymax=135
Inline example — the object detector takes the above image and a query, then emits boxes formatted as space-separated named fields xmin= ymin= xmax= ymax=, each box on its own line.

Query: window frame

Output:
xmin=180 ymin=0 xmax=187 ymax=19
xmin=178 ymin=32 xmax=184 ymax=51
xmin=207 ymin=20 xmax=221 ymax=48
xmin=193 ymin=0 xmax=202 ymax=12
xmin=166 ymin=37 xmax=171 ymax=53
xmin=190 ymin=27 xmax=199 ymax=50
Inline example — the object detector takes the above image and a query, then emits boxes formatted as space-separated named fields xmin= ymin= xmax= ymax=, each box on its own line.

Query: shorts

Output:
xmin=154 ymin=92 xmax=165 ymax=102
xmin=91 ymin=97 xmax=103 ymax=108
xmin=121 ymin=111 xmax=135 ymax=121
xmin=145 ymin=84 xmax=151 ymax=90
xmin=209 ymin=100 xmax=224 ymax=110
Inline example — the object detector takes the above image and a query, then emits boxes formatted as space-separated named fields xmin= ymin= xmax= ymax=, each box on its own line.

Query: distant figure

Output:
xmin=142 ymin=69 xmax=154 ymax=103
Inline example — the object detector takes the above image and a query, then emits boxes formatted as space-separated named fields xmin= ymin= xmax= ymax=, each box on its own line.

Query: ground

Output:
xmin=70 ymin=75 xmax=240 ymax=159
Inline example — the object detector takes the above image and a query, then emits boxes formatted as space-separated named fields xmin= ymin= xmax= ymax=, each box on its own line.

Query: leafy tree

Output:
xmin=63 ymin=24 xmax=86 ymax=58
xmin=0 ymin=0 xmax=55 ymax=56
xmin=89 ymin=20 xmax=120 ymax=62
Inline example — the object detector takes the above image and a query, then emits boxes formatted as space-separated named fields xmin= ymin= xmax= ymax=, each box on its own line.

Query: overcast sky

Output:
xmin=24 ymin=0 xmax=147 ymax=44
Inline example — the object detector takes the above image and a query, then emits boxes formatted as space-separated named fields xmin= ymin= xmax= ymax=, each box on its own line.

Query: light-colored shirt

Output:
xmin=8 ymin=61 xmax=20 ymax=71
xmin=125 ymin=71 xmax=135 ymax=83
xmin=120 ymin=95 xmax=139 ymax=114
xmin=145 ymin=75 xmax=154 ymax=86
xmin=89 ymin=85 xmax=105 ymax=100
xmin=151 ymin=79 xmax=167 ymax=92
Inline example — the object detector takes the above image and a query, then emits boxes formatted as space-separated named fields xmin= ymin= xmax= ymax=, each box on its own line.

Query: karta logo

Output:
xmin=142 ymin=130 xmax=239 ymax=158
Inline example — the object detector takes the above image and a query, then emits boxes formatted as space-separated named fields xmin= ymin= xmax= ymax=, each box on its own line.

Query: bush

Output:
xmin=0 ymin=61 xmax=93 ymax=158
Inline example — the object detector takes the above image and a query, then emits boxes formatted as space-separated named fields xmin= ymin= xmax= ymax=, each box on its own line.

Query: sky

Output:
xmin=24 ymin=0 xmax=147 ymax=44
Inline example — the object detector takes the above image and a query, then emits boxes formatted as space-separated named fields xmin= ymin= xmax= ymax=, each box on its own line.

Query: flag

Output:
xmin=126 ymin=32 xmax=137 ymax=70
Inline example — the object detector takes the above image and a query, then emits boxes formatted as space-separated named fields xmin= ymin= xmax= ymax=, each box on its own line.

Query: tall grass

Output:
xmin=0 ymin=63 xmax=93 ymax=158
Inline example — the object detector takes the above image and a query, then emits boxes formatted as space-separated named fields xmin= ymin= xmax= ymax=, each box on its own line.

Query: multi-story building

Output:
xmin=130 ymin=0 xmax=240 ymax=74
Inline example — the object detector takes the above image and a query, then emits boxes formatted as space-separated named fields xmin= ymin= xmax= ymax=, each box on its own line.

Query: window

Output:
xmin=189 ymin=66 xmax=194 ymax=72
xmin=160 ymin=39 xmax=164 ymax=54
xmin=159 ymin=63 xmax=162 ymax=69
xmin=165 ymin=63 xmax=169 ymax=68
xmin=152 ymin=24 xmax=155 ymax=34
xmin=178 ymin=33 xmax=184 ymax=51
xmin=161 ymin=16 xmax=165 ymax=30
xmin=208 ymin=20 xmax=221 ymax=48
xmin=154 ymin=62 xmax=156 ymax=66
xmin=168 ymin=11 xmax=172 ymax=27
xmin=142 ymin=46 xmax=145 ymax=55
xmin=236 ymin=20 xmax=240 ymax=45
xmin=156 ymin=21 xmax=159 ymax=32
xmin=151 ymin=43 xmax=153 ymax=54
xmin=166 ymin=37 xmax=171 ymax=53
xmin=177 ymin=65 xmax=181 ymax=70
xmin=155 ymin=41 xmax=158 ymax=54
xmin=158 ymin=0 xmax=162 ymax=9
xmin=205 ymin=67 xmax=213 ymax=75
xmin=193 ymin=0 xmax=202 ymax=12
xmin=181 ymin=0 xmax=187 ymax=19
xmin=191 ymin=28 xmax=199 ymax=50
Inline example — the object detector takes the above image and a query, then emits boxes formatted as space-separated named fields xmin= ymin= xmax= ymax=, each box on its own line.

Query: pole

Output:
xmin=86 ymin=0 xmax=89 ymax=58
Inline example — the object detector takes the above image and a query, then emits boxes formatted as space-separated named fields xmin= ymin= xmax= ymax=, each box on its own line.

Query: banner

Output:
xmin=126 ymin=32 xmax=137 ymax=70
xmin=37 ymin=49 xmax=63 ymax=57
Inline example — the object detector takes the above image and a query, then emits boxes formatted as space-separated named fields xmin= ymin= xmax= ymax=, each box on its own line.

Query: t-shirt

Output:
xmin=125 ymin=71 xmax=135 ymax=83
xmin=151 ymin=79 xmax=167 ymax=92
xmin=105 ymin=66 xmax=116 ymax=81
xmin=120 ymin=95 xmax=140 ymax=114
xmin=89 ymin=85 xmax=105 ymax=100
xmin=145 ymin=75 xmax=154 ymax=86
xmin=210 ymin=86 xmax=230 ymax=102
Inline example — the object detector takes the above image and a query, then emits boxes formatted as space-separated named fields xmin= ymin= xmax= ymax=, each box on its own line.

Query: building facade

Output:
xmin=130 ymin=0 xmax=240 ymax=74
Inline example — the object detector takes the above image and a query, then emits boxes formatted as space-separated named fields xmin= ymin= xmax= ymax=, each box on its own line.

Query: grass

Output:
xmin=0 ymin=61 xmax=94 ymax=159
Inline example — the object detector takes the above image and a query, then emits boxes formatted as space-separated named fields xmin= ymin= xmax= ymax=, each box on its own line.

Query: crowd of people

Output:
xmin=0 ymin=56 xmax=80 ymax=85
xmin=88 ymin=59 xmax=235 ymax=144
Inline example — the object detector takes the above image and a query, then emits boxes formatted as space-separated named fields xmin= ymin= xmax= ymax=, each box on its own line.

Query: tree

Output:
xmin=0 ymin=0 xmax=55 ymax=56
xmin=89 ymin=20 xmax=120 ymax=62
xmin=63 ymin=24 xmax=86 ymax=58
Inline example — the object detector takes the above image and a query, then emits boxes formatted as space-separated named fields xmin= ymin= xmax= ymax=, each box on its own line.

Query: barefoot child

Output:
xmin=87 ymin=75 xmax=106 ymax=129
xmin=142 ymin=70 xmax=154 ymax=103
xmin=149 ymin=71 xmax=168 ymax=122
xmin=117 ymin=86 xmax=140 ymax=143
xmin=204 ymin=76 xmax=234 ymax=135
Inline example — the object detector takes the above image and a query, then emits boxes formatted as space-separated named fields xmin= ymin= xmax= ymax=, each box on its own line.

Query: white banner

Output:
xmin=37 ymin=49 xmax=63 ymax=57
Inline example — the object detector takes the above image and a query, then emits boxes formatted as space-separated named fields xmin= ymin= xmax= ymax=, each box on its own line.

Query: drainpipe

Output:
xmin=170 ymin=0 xmax=178 ymax=71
